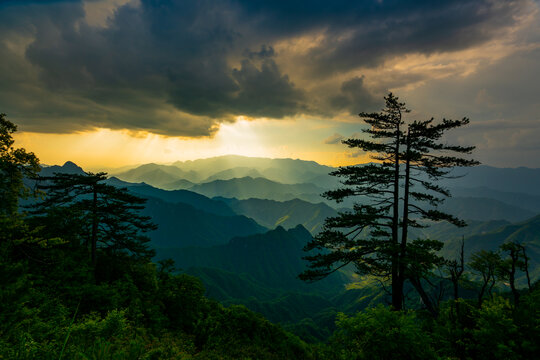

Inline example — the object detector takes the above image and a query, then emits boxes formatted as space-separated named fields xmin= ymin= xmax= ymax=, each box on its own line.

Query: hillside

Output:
xmin=451 ymin=186 xmax=540 ymax=213
xmin=172 ymin=155 xmax=333 ymax=184
xmin=142 ymin=196 xmax=267 ymax=247
xmin=446 ymin=215 xmax=540 ymax=258
xmin=106 ymin=177 xmax=235 ymax=216
xmin=189 ymin=176 xmax=326 ymax=203
xmin=217 ymin=197 xmax=337 ymax=234
xmin=440 ymin=196 xmax=535 ymax=222
xmin=444 ymin=166 xmax=540 ymax=195
xmin=115 ymin=163 xmax=201 ymax=185
xmin=156 ymin=225 xmax=348 ymax=293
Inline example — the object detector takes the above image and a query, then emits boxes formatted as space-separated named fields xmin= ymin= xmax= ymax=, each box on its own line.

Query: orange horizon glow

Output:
xmin=13 ymin=119 xmax=370 ymax=171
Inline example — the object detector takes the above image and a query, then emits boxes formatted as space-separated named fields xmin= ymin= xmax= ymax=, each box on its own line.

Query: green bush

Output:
xmin=327 ymin=305 xmax=437 ymax=360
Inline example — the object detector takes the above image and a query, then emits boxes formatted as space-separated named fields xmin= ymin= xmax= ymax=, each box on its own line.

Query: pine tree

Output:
xmin=0 ymin=113 xmax=40 ymax=247
xmin=32 ymin=172 xmax=156 ymax=267
xmin=300 ymin=93 xmax=478 ymax=314
xmin=0 ymin=113 xmax=40 ymax=218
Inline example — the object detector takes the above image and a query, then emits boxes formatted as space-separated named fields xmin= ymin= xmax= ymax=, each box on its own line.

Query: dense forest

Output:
xmin=2 ymin=103 xmax=540 ymax=360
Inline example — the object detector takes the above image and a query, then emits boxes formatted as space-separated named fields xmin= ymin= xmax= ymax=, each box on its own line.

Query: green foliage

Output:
xmin=195 ymin=304 xmax=312 ymax=359
xmin=0 ymin=113 xmax=40 ymax=217
xmin=470 ymin=296 xmax=519 ymax=360
xmin=327 ymin=305 xmax=437 ymax=360
xmin=301 ymin=93 xmax=478 ymax=314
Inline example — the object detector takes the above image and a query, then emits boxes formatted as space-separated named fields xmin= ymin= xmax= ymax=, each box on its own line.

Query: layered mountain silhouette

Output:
xmin=170 ymin=155 xmax=333 ymax=184
xmin=451 ymin=186 xmax=540 ymax=214
xmin=35 ymin=162 xmax=267 ymax=247
xmin=189 ymin=177 xmax=325 ymax=203
xmin=440 ymin=196 xmax=535 ymax=222
xmin=114 ymin=155 xmax=334 ymax=187
xmin=39 ymin=161 xmax=86 ymax=176
xmin=105 ymin=177 xmax=234 ymax=216
xmin=216 ymin=197 xmax=337 ymax=234
xmin=445 ymin=165 xmax=540 ymax=195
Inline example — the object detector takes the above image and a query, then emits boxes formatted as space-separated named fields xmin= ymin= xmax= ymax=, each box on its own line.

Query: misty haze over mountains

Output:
xmin=37 ymin=155 xmax=540 ymax=338
xmin=104 ymin=155 xmax=540 ymax=222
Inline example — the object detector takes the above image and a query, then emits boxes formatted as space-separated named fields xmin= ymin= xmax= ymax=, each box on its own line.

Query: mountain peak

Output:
xmin=62 ymin=161 xmax=83 ymax=170
xmin=39 ymin=161 xmax=86 ymax=176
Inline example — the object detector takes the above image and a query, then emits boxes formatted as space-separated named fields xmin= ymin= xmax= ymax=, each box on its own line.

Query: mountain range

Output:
xmin=216 ymin=197 xmax=337 ymax=234
xmin=33 ymin=158 xmax=540 ymax=340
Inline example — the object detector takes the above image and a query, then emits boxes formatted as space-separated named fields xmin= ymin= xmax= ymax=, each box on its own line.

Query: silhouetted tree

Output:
xmin=300 ymin=93 xmax=478 ymax=314
xmin=520 ymin=244 xmax=531 ymax=291
xmin=0 ymin=113 xmax=40 ymax=218
xmin=447 ymin=236 xmax=465 ymax=303
xmin=469 ymin=249 xmax=501 ymax=306
xmin=499 ymin=242 xmax=530 ymax=306
xmin=32 ymin=172 xmax=156 ymax=268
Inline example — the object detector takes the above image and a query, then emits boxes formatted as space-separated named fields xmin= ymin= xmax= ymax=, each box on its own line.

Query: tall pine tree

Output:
xmin=300 ymin=93 xmax=478 ymax=314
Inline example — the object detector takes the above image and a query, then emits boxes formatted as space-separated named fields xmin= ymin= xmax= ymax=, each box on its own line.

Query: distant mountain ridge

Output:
xmin=113 ymin=155 xmax=335 ymax=189
xmin=34 ymin=162 xmax=268 ymax=248
xmin=39 ymin=161 xmax=86 ymax=176
xmin=440 ymin=196 xmax=535 ymax=222
xmin=189 ymin=176 xmax=325 ymax=203
xmin=445 ymin=165 xmax=540 ymax=195
xmin=216 ymin=197 xmax=337 ymax=234
xmin=171 ymin=155 xmax=334 ymax=184
xmin=451 ymin=186 xmax=540 ymax=213
xmin=105 ymin=177 xmax=235 ymax=217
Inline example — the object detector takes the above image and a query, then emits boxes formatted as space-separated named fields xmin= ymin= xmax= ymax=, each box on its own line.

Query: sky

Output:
xmin=1 ymin=0 xmax=539 ymax=170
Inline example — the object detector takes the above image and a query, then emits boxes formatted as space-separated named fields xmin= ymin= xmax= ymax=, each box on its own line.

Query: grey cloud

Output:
xmin=0 ymin=0 xmax=304 ymax=135
xmin=399 ymin=46 xmax=540 ymax=167
xmin=346 ymin=150 xmax=365 ymax=159
xmin=242 ymin=0 xmax=529 ymax=76
xmin=244 ymin=45 xmax=275 ymax=60
xmin=0 ymin=0 xmax=535 ymax=137
xmin=329 ymin=76 xmax=380 ymax=114
xmin=324 ymin=133 xmax=344 ymax=144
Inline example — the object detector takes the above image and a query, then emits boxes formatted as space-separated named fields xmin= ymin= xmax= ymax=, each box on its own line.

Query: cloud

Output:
xmin=0 ymin=0 xmax=535 ymax=137
xmin=324 ymin=133 xmax=344 ymax=144
xmin=346 ymin=150 xmax=365 ymax=159
xmin=398 ymin=41 xmax=540 ymax=167
xmin=329 ymin=76 xmax=380 ymax=114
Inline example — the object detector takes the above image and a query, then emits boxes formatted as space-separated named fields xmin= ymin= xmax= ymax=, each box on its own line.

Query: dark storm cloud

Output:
xmin=0 ymin=0 xmax=531 ymax=136
xmin=237 ymin=0 xmax=527 ymax=74
xmin=329 ymin=76 xmax=380 ymax=114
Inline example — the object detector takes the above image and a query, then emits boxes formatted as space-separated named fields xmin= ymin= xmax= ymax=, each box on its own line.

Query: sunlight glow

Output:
xmin=13 ymin=117 xmax=366 ymax=171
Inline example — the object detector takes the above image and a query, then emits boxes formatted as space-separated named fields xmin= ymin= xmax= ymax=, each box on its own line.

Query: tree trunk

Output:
xmin=509 ymin=249 xmax=519 ymax=306
xmin=478 ymin=275 xmax=488 ymax=307
xmin=391 ymin=121 xmax=402 ymax=310
xmin=398 ymin=129 xmax=411 ymax=312
xmin=521 ymin=245 xmax=531 ymax=291
xmin=409 ymin=276 xmax=438 ymax=317
xmin=91 ymin=185 xmax=98 ymax=269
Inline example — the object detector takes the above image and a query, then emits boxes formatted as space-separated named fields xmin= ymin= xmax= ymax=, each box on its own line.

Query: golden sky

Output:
xmin=14 ymin=117 xmax=370 ymax=170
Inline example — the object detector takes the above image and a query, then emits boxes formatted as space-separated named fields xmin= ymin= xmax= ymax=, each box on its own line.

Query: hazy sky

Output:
xmin=1 ymin=0 xmax=539 ymax=169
